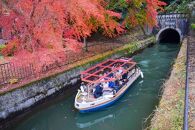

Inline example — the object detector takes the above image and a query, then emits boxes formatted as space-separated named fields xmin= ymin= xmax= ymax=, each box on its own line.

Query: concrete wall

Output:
xmin=0 ymin=37 xmax=155 ymax=121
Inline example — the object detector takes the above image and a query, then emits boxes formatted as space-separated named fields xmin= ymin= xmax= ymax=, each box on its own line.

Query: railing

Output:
xmin=183 ymin=34 xmax=189 ymax=130
xmin=0 ymin=62 xmax=35 ymax=85
xmin=0 ymin=42 xmax=123 ymax=86
xmin=183 ymin=11 xmax=193 ymax=129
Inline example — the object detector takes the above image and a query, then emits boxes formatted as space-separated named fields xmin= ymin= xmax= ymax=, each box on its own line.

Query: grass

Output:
xmin=148 ymin=38 xmax=187 ymax=130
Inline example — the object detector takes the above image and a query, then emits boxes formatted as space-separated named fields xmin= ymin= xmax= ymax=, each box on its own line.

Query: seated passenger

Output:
xmin=80 ymin=82 xmax=87 ymax=92
xmin=108 ymin=73 xmax=114 ymax=77
xmin=116 ymin=67 xmax=123 ymax=79
xmin=122 ymin=73 xmax=128 ymax=82
xmin=115 ymin=80 xmax=119 ymax=87
xmin=118 ymin=67 xmax=123 ymax=73
xmin=109 ymin=81 xmax=119 ymax=92
xmin=122 ymin=73 xmax=128 ymax=79
xmin=94 ymin=84 xmax=103 ymax=98
xmin=103 ymin=82 xmax=109 ymax=88
xmin=108 ymin=81 xmax=115 ymax=88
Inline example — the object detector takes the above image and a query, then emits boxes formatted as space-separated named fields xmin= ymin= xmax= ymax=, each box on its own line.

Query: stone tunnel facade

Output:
xmin=155 ymin=13 xmax=189 ymax=43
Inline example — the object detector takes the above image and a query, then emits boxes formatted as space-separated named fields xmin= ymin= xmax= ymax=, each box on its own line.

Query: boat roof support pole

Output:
xmin=88 ymin=85 xmax=89 ymax=99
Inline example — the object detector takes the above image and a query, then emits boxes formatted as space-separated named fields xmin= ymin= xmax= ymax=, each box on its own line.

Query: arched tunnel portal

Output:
xmin=156 ymin=28 xmax=182 ymax=44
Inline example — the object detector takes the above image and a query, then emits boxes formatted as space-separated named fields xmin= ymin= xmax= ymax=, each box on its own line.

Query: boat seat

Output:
xmin=103 ymin=90 xmax=114 ymax=97
xmin=104 ymin=95 xmax=114 ymax=98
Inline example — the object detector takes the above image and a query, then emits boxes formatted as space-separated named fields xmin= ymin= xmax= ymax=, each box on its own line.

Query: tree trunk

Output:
xmin=140 ymin=25 xmax=146 ymax=36
xmin=83 ymin=37 xmax=88 ymax=52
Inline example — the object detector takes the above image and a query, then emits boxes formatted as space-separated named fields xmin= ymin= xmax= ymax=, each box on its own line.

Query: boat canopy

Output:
xmin=81 ymin=58 xmax=136 ymax=84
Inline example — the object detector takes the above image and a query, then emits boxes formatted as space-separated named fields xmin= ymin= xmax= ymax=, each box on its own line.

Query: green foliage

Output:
xmin=191 ymin=23 xmax=195 ymax=30
xmin=0 ymin=44 xmax=6 ymax=52
xmin=107 ymin=0 xmax=146 ymax=28
xmin=165 ymin=0 xmax=191 ymax=13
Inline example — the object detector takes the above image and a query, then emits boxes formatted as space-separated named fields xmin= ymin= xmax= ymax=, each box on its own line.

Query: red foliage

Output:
xmin=0 ymin=0 xmax=165 ymax=74
xmin=0 ymin=0 xmax=123 ymax=72
xmin=0 ymin=0 xmax=123 ymax=54
xmin=145 ymin=0 xmax=167 ymax=27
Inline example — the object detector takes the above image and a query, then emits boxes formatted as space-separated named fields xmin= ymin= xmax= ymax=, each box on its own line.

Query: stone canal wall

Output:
xmin=0 ymin=37 xmax=155 ymax=121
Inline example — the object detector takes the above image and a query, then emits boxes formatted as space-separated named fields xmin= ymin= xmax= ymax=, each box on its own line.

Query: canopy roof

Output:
xmin=81 ymin=58 xmax=136 ymax=84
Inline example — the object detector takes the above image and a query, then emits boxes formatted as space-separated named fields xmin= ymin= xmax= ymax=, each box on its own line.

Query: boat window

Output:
xmin=122 ymin=63 xmax=129 ymax=69
xmin=102 ymin=60 xmax=114 ymax=66
xmin=111 ymin=62 xmax=123 ymax=67
xmin=87 ymin=66 xmax=101 ymax=74
xmin=86 ymin=75 xmax=99 ymax=81
xmin=95 ymin=68 xmax=111 ymax=75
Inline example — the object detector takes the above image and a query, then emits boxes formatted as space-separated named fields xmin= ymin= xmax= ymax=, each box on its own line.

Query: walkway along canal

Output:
xmin=3 ymin=42 xmax=180 ymax=130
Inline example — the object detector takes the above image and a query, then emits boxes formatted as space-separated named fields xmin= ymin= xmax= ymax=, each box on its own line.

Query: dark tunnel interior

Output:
xmin=158 ymin=29 xmax=180 ymax=44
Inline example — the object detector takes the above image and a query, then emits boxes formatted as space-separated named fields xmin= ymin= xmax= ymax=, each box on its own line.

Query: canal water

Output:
xmin=7 ymin=43 xmax=180 ymax=130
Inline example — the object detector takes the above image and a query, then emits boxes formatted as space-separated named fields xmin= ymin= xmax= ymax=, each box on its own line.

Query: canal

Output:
xmin=6 ymin=42 xmax=180 ymax=130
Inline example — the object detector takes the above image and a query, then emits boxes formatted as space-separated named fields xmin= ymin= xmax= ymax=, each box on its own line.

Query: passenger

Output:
xmin=116 ymin=67 xmax=123 ymax=79
xmin=108 ymin=73 xmax=114 ymax=77
xmin=109 ymin=81 xmax=119 ymax=92
xmin=122 ymin=73 xmax=128 ymax=82
xmin=119 ymin=80 xmax=123 ymax=86
xmin=118 ymin=67 xmax=123 ymax=74
xmin=115 ymin=80 xmax=119 ymax=87
xmin=80 ymin=82 xmax=87 ymax=92
xmin=114 ymin=80 xmax=120 ymax=91
xmin=94 ymin=84 xmax=103 ymax=98
xmin=108 ymin=81 xmax=115 ymax=88
xmin=102 ymin=82 xmax=109 ymax=88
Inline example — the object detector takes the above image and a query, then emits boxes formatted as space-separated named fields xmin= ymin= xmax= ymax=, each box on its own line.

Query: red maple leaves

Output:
xmin=146 ymin=0 xmax=166 ymax=26
xmin=0 ymin=0 xmax=166 ymax=73
xmin=0 ymin=0 xmax=123 ymax=55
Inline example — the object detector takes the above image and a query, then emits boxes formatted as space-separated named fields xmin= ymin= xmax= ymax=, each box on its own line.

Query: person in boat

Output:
xmin=94 ymin=84 xmax=103 ymax=98
xmin=108 ymin=73 xmax=114 ymax=77
xmin=80 ymin=82 xmax=87 ymax=92
xmin=115 ymin=67 xmax=123 ymax=79
xmin=108 ymin=80 xmax=119 ymax=92
xmin=102 ymin=82 xmax=109 ymax=88
xmin=122 ymin=72 xmax=128 ymax=82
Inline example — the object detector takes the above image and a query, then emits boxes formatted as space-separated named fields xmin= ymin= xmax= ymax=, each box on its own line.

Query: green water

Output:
xmin=8 ymin=43 xmax=180 ymax=130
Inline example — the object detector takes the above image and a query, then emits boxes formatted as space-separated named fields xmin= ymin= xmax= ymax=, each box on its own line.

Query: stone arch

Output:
xmin=156 ymin=27 xmax=182 ymax=43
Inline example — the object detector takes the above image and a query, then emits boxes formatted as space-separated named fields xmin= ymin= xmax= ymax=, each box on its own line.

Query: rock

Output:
xmin=47 ymin=88 xmax=56 ymax=96
xmin=70 ymin=78 xmax=78 ymax=85
xmin=35 ymin=94 xmax=45 ymax=102
xmin=11 ymin=89 xmax=24 ymax=103
xmin=19 ymin=98 xmax=35 ymax=109
xmin=0 ymin=111 xmax=9 ymax=119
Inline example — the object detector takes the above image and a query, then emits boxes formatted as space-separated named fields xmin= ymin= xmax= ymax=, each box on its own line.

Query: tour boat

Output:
xmin=74 ymin=58 xmax=143 ymax=113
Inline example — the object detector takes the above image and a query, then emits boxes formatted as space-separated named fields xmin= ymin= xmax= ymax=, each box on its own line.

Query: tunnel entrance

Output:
xmin=158 ymin=28 xmax=181 ymax=43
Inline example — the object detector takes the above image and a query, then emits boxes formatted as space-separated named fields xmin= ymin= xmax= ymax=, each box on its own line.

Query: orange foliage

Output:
xmin=145 ymin=0 xmax=166 ymax=27
xmin=0 ymin=0 xmax=123 ymax=55
xmin=0 ymin=0 xmax=123 ymax=72
xmin=0 ymin=0 xmax=165 ymax=73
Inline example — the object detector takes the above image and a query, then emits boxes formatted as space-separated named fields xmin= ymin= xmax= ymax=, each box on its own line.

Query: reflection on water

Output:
xmin=76 ymin=114 xmax=114 ymax=128
xmin=7 ymin=43 xmax=179 ymax=130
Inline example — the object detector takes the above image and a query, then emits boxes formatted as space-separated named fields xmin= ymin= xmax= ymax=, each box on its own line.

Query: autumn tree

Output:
xmin=107 ymin=0 xmax=166 ymax=29
xmin=0 ymin=0 xmax=123 ymax=54
xmin=0 ymin=0 xmax=123 ymax=71
xmin=0 ymin=0 xmax=166 ymax=72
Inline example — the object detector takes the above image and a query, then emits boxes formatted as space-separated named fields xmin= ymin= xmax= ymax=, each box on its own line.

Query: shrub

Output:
xmin=0 ymin=44 xmax=6 ymax=52
xmin=191 ymin=23 xmax=195 ymax=30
